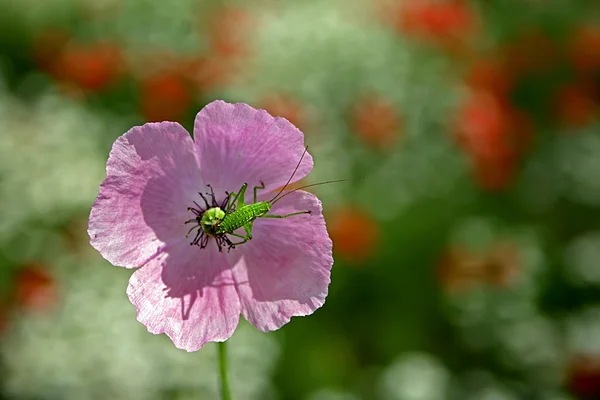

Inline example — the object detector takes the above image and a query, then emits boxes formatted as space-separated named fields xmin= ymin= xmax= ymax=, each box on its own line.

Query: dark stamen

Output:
xmin=198 ymin=193 xmax=210 ymax=210
xmin=206 ymin=184 xmax=219 ymax=207
xmin=191 ymin=228 xmax=205 ymax=246
xmin=188 ymin=207 xmax=202 ymax=217
xmin=185 ymin=184 xmax=236 ymax=251
xmin=186 ymin=224 xmax=199 ymax=236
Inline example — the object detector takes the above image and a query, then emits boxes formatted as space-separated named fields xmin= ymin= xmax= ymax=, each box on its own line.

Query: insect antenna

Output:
xmin=271 ymin=179 xmax=347 ymax=205
xmin=268 ymin=146 xmax=310 ymax=204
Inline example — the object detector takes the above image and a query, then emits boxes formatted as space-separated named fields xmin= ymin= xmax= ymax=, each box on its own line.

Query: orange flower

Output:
xmin=394 ymin=0 xmax=478 ymax=52
xmin=14 ymin=263 xmax=58 ymax=313
xmin=438 ymin=247 xmax=487 ymax=292
xmin=454 ymin=89 xmax=533 ymax=191
xmin=568 ymin=25 xmax=600 ymax=74
xmin=52 ymin=41 xmax=124 ymax=92
xmin=140 ymin=71 xmax=192 ymax=122
xmin=350 ymin=94 xmax=402 ymax=150
xmin=178 ymin=56 xmax=231 ymax=93
xmin=454 ymin=91 xmax=505 ymax=152
xmin=205 ymin=6 xmax=254 ymax=60
xmin=438 ymin=241 xmax=521 ymax=292
xmin=454 ymin=91 xmax=512 ymax=158
xmin=327 ymin=207 xmax=379 ymax=264
xmin=464 ymin=57 xmax=515 ymax=98
xmin=484 ymin=241 xmax=521 ymax=286
xmin=555 ymin=82 xmax=599 ymax=128
xmin=260 ymin=94 xmax=306 ymax=131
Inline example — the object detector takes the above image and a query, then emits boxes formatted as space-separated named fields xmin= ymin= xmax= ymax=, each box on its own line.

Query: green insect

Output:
xmin=185 ymin=147 xmax=341 ymax=252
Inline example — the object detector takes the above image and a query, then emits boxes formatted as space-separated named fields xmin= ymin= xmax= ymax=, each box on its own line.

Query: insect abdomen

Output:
xmin=217 ymin=202 xmax=270 ymax=233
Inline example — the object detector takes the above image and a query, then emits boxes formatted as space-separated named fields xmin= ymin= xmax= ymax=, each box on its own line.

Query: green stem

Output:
xmin=217 ymin=341 xmax=232 ymax=400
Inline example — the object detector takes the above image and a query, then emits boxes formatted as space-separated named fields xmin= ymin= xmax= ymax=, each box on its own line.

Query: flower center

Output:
xmin=200 ymin=207 xmax=226 ymax=235
xmin=184 ymin=184 xmax=235 ymax=252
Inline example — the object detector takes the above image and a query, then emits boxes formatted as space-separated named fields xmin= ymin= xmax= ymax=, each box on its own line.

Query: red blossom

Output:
xmin=350 ymin=94 xmax=402 ymax=150
xmin=140 ymin=72 xmax=192 ymax=122
xmin=569 ymin=25 xmax=600 ymax=74
xmin=454 ymin=90 xmax=533 ymax=191
xmin=14 ymin=264 xmax=58 ymax=313
xmin=393 ymin=0 xmax=478 ymax=52
xmin=555 ymin=82 xmax=599 ymax=128
xmin=178 ymin=56 xmax=231 ymax=93
xmin=328 ymin=207 xmax=380 ymax=264
xmin=454 ymin=91 xmax=512 ymax=158
xmin=464 ymin=57 xmax=515 ymax=98
xmin=205 ymin=6 xmax=254 ymax=60
xmin=52 ymin=41 xmax=124 ymax=92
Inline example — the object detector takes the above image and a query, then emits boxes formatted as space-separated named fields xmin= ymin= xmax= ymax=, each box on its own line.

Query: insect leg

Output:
xmin=226 ymin=183 xmax=248 ymax=213
xmin=243 ymin=221 xmax=254 ymax=240
xmin=253 ymin=181 xmax=265 ymax=203
xmin=227 ymin=236 xmax=250 ymax=246
xmin=260 ymin=211 xmax=311 ymax=219
xmin=226 ymin=222 xmax=254 ymax=246
xmin=222 ymin=236 xmax=236 ymax=253
xmin=237 ymin=184 xmax=248 ymax=208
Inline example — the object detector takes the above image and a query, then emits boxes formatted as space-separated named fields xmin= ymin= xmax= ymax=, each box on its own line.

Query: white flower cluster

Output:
xmin=1 ymin=253 xmax=279 ymax=400
xmin=565 ymin=307 xmax=600 ymax=357
xmin=377 ymin=351 xmax=575 ymax=400
xmin=0 ymin=90 xmax=112 ymax=240
xmin=519 ymin=123 xmax=600 ymax=211
xmin=379 ymin=352 xmax=450 ymax=400
xmin=564 ymin=231 xmax=600 ymax=286
xmin=558 ymin=125 xmax=600 ymax=206
xmin=442 ymin=218 xmax=567 ymax=383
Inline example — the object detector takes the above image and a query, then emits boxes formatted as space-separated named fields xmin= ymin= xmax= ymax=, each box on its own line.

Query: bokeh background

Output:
xmin=1 ymin=0 xmax=600 ymax=399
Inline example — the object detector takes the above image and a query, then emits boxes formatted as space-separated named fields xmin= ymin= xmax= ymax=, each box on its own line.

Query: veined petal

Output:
xmin=88 ymin=122 xmax=201 ymax=269
xmin=230 ymin=191 xmax=333 ymax=331
xmin=193 ymin=100 xmax=313 ymax=196
xmin=127 ymin=242 xmax=241 ymax=351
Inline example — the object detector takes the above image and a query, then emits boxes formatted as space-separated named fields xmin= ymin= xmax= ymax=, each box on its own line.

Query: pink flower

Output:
xmin=88 ymin=100 xmax=333 ymax=351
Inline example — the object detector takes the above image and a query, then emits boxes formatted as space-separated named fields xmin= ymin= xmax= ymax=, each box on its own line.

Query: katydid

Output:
xmin=185 ymin=147 xmax=342 ymax=252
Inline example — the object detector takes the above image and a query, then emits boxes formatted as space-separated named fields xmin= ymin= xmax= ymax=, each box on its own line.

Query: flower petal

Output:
xmin=230 ymin=191 xmax=333 ymax=331
xmin=127 ymin=242 xmax=241 ymax=351
xmin=193 ymin=100 xmax=313 ymax=195
xmin=88 ymin=122 xmax=201 ymax=269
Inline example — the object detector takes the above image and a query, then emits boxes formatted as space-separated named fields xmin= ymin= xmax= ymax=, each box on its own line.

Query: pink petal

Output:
xmin=127 ymin=242 xmax=241 ymax=351
xmin=230 ymin=191 xmax=333 ymax=331
xmin=193 ymin=100 xmax=313 ymax=195
xmin=88 ymin=122 xmax=201 ymax=268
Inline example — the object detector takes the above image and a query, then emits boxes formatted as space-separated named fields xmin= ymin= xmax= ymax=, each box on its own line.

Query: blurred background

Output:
xmin=1 ymin=0 xmax=600 ymax=399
